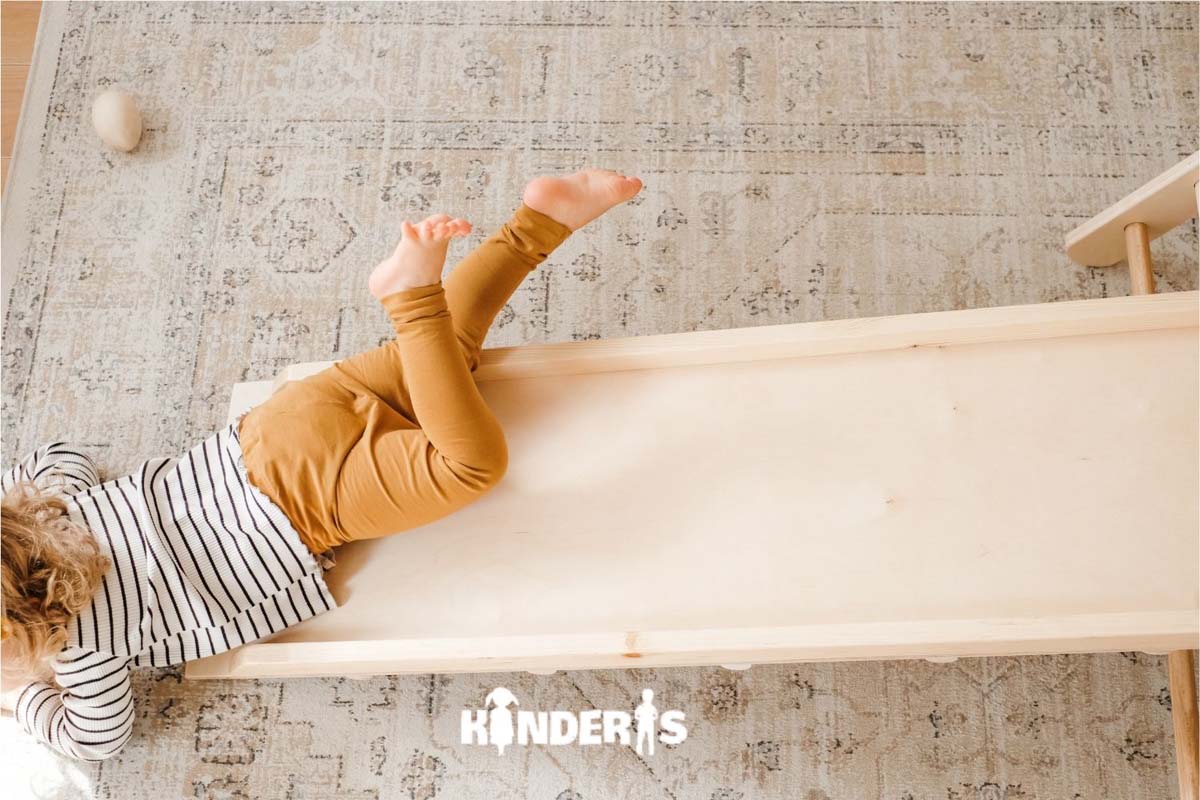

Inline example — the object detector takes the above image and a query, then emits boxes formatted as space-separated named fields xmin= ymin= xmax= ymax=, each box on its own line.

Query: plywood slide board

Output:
xmin=189 ymin=292 xmax=1200 ymax=679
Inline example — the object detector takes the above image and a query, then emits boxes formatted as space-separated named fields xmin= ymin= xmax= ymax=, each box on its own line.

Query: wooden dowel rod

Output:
xmin=1123 ymin=222 xmax=1156 ymax=295
xmin=1169 ymin=650 xmax=1199 ymax=800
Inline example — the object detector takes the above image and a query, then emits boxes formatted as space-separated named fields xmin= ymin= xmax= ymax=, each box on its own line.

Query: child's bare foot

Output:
xmin=522 ymin=168 xmax=643 ymax=231
xmin=369 ymin=214 xmax=472 ymax=298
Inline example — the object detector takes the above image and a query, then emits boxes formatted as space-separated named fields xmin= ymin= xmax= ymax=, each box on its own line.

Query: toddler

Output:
xmin=0 ymin=169 xmax=643 ymax=760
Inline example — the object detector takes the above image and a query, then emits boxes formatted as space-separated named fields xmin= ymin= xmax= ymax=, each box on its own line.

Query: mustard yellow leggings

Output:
xmin=238 ymin=204 xmax=572 ymax=555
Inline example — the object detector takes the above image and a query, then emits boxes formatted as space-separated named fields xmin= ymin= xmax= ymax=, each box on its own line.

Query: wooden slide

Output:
xmin=188 ymin=154 xmax=1200 ymax=798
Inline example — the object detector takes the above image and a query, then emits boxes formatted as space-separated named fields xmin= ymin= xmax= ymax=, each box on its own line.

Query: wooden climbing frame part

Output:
xmin=1123 ymin=221 xmax=1156 ymax=295
xmin=1066 ymin=151 xmax=1199 ymax=268
xmin=1170 ymin=649 xmax=1199 ymax=800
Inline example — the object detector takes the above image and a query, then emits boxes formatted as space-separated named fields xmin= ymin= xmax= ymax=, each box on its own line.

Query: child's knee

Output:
xmin=443 ymin=424 xmax=508 ymax=493
xmin=471 ymin=427 xmax=509 ymax=488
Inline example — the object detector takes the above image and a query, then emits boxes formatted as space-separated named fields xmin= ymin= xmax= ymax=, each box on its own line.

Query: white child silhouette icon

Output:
xmin=484 ymin=687 xmax=518 ymax=755
xmin=634 ymin=688 xmax=659 ymax=756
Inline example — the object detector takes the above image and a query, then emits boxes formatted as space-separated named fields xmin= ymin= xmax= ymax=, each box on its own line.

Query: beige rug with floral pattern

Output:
xmin=2 ymin=3 xmax=1196 ymax=798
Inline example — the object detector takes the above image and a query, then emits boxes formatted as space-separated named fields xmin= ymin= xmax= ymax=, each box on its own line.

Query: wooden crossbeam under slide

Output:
xmin=187 ymin=291 xmax=1199 ymax=680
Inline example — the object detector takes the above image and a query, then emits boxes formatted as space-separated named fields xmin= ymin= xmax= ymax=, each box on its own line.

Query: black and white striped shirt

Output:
xmin=3 ymin=424 xmax=337 ymax=761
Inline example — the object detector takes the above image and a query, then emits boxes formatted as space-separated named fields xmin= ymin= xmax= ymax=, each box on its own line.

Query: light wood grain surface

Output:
xmin=190 ymin=292 xmax=1200 ymax=679
xmin=1 ymin=1 xmax=41 ymax=190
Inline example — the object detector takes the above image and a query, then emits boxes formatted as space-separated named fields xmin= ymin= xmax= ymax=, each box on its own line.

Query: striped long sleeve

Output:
xmin=1 ymin=441 xmax=101 ymax=497
xmin=1 ymin=425 xmax=336 ymax=762
xmin=13 ymin=649 xmax=134 ymax=761
xmin=4 ymin=444 xmax=126 ymax=759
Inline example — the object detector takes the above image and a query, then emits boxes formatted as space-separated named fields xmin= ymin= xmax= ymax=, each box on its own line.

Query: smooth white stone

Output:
xmin=91 ymin=90 xmax=142 ymax=152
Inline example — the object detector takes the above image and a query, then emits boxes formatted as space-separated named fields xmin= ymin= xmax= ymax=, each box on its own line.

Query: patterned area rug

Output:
xmin=2 ymin=2 xmax=1197 ymax=798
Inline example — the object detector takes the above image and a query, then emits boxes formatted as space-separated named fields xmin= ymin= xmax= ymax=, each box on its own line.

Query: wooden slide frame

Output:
xmin=188 ymin=155 xmax=1199 ymax=797
xmin=187 ymin=289 xmax=1198 ymax=678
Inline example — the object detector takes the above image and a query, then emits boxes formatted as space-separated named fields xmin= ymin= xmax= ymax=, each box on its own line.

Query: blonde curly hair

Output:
xmin=1 ymin=482 xmax=108 ymax=682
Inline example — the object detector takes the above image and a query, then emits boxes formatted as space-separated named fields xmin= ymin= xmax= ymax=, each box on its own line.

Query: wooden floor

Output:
xmin=2 ymin=1 xmax=41 ymax=192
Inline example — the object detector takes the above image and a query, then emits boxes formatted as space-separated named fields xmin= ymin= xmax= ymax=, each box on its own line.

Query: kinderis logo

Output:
xmin=461 ymin=687 xmax=688 ymax=755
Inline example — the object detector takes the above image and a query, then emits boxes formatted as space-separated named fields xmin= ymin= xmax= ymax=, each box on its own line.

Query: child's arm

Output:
xmin=1 ymin=442 xmax=101 ymax=497
xmin=14 ymin=648 xmax=134 ymax=761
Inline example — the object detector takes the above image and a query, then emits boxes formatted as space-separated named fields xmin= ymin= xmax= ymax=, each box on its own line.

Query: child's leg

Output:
xmin=329 ymin=171 xmax=644 ymax=541
xmin=240 ymin=217 xmax=495 ymax=548
xmin=441 ymin=169 xmax=643 ymax=369
xmin=317 ymin=204 xmax=571 ymax=446
xmin=240 ymin=171 xmax=643 ymax=549
xmin=341 ymin=166 xmax=645 ymax=400
xmin=330 ymin=203 xmax=573 ymax=421
xmin=442 ymin=204 xmax=572 ymax=371
xmin=333 ymin=280 xmax=508 ymax=541
xmin=444 ymin=168 xmax=643 ymax=370
xmin=333 ymin=216 xmax=509 ymax=542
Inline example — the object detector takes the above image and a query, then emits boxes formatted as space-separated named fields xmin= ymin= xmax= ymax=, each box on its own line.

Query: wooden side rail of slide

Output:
xmin=1066 ymin=153 xmax=1200 ymax=800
